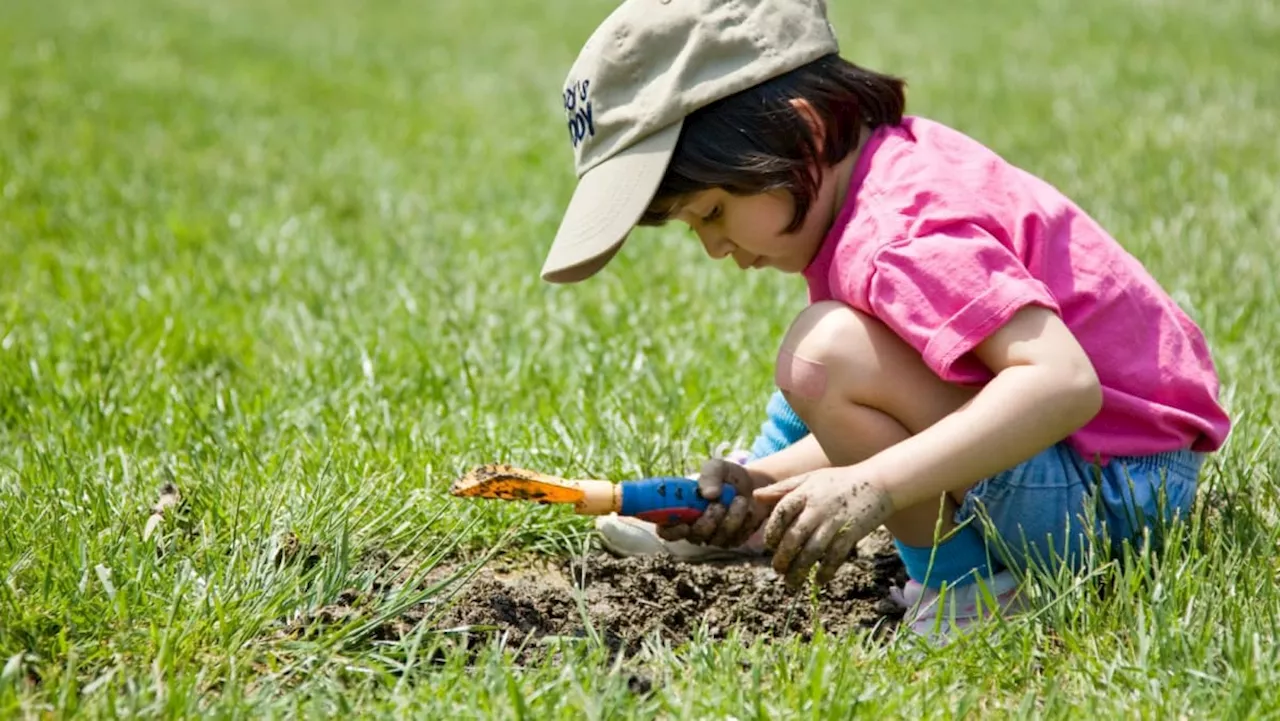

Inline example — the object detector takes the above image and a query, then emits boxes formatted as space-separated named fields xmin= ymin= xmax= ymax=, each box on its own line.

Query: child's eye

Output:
xmin=702 ymin=206 xmax=722 ymax=223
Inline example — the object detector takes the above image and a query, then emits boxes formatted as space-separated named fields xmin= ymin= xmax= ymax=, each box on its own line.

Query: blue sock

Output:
xmin=749 ymin=390 xmax=809 ymax=460
xmin=894 ymin=524 xmax=994 ymax=589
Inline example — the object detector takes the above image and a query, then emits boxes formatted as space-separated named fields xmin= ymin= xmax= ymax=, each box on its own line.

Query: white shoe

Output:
xmin=594 ymin=514 xmax=766 ymax=561
xmin=888 ymin=569 xmax=1024 ymax=640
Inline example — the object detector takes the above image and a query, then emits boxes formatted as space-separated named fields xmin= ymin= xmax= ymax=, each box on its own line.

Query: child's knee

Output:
xmin=774 ymin=301 xmax=894 ymax=412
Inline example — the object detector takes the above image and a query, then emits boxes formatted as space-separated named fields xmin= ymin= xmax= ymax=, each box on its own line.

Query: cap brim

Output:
xmin=541 ymin=120 xmax=682 ymax=283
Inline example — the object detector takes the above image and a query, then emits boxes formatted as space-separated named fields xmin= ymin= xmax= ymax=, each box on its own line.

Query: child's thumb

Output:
xmin=752 ymin=476 xmax=806 ymax=503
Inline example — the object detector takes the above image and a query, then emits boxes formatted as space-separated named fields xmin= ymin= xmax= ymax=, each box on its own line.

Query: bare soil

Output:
xmin=278 ymin=529 xmax=907 ymax=662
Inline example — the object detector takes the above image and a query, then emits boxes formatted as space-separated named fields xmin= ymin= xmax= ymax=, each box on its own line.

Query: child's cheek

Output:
xmin=775 ymin=350 xmax=827 ymax=400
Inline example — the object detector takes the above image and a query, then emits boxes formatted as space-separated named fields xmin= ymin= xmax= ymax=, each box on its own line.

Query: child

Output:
xmin=540 ymin=0 xmax=1231 ymax=637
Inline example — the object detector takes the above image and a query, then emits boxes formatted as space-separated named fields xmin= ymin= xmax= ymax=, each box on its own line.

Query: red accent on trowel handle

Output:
xmin=619 ymin=477 xmax=738 ymax=526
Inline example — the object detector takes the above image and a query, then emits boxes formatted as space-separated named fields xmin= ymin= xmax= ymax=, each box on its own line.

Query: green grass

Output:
xmin=1 ymin=0 xmax=1278 ymax=716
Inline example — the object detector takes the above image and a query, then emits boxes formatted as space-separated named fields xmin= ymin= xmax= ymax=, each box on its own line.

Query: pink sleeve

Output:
xmin=862 ymin=223 xmax=1061 ymax=381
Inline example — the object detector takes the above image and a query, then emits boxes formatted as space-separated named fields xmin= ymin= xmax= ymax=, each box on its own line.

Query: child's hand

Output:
xmin=753 ymin=469 xmax=894 ymax=588
xmin=655 ymin=458 xmax=774 ymax=548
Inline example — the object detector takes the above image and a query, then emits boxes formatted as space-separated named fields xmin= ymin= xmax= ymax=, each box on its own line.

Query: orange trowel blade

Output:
xmin=449 ymin=464 xmax=586 ymax=505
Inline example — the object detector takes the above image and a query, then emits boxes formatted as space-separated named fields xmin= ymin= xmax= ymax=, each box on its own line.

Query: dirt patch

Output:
xmin=277 ymin=529 xmax=907 ymax=662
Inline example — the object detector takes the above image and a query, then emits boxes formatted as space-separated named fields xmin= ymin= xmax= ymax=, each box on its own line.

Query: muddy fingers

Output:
xmin=759 ymin=469 xmax=896 ymax=587
xmin=816 ymin=529 xmax=863 ymax=586
xmin=788 ymin=520 xmax=837 ymax=587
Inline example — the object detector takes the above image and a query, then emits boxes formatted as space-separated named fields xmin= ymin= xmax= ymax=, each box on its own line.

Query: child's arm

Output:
xmin=742 ymin=390 xmax=830 ymax=484
xmin=852 ymin=305 xmax=1102 ymax=508
xmin=746 ymin=433 xmax=830 ymax=483
xmin=756 ymin=305 xmax=1103 ymax=585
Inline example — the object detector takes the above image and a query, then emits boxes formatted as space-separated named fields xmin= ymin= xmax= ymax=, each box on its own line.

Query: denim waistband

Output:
xmin=1103 ymin=448 xmax=1204 ymax=478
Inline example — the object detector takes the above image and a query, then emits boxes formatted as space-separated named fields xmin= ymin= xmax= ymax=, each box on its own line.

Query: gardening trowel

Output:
xmin=448 ymin=464 xmax=737 ymax=526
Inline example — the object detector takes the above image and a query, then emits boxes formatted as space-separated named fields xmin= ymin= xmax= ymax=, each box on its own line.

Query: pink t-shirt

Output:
xmin=803 ymin=116 xmax=1231 ymax=462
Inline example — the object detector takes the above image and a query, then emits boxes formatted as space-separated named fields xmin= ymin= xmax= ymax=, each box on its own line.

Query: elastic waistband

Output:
xmin=1107 ymin=448 xmax=1204 ymax=478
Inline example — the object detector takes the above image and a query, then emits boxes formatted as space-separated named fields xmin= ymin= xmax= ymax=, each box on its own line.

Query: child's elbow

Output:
xmin=1067 ymin=360 xmax=1104 ymax=425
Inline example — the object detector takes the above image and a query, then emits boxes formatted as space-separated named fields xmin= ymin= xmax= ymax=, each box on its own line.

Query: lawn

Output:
xmin=1 ymin=0 xmax=1278 ymax=717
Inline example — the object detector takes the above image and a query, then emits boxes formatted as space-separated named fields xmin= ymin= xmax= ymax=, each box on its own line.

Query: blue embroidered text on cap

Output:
xmin=564 ymin=79 xmax=595 ymax=148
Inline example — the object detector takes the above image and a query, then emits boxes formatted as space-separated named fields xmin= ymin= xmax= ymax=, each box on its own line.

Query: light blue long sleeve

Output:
xmin=748 ymin=390 xmax=809 ymax=460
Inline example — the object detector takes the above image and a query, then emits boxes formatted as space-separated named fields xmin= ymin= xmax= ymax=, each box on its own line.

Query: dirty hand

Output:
xmin=753 ymin=468 xmax=894 ymax=588
xmin=656 ymin=458 xmax=774 ymax=548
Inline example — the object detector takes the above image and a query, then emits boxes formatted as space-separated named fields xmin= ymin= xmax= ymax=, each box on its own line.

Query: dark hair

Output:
xmin=639 ymin=54 xmax=906 ymax=231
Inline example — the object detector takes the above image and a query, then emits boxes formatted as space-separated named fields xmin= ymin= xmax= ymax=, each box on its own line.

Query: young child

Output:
xmin=540 ymin=0 xmax=1231 ymax=637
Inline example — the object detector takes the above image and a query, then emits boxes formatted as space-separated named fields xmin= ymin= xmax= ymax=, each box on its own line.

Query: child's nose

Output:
xmin=697 ymin=229 xmax=734 ymax=259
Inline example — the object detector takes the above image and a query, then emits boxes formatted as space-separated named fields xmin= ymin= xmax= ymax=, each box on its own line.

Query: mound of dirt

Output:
xmin=432 ymin=529 xmax=906 ymax=659
xmin=276 ymin=529 xmax=907 ymax=662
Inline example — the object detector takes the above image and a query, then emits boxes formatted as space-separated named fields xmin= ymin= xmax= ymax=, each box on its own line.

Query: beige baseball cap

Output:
xmin=541 ymin=0 xmax=840 ymax=283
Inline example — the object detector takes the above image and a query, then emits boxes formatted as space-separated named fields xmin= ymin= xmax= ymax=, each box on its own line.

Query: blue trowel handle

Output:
xmin=618 ymin=477 xmax=738 ymax=526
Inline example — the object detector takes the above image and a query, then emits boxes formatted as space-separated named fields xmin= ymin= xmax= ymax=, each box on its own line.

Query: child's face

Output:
xmin=671 ymin=170 xmax=844 ymax=274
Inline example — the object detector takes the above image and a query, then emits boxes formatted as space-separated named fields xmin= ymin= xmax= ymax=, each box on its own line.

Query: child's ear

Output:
xmin=788 ymin=98 xmax=826 ymax=149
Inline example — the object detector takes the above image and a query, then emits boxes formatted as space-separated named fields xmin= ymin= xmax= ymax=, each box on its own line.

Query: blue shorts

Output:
xmin=956 ymin=443 xmax=1204 ymax=573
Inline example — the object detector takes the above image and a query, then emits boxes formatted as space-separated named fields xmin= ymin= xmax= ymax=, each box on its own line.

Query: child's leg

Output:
xmin=750 ymin=390 xmax=811 ymax=459
xmin=776 ymin=302 xmax=1204 ymax=602
xmin=775 ymin=301 xmax=994 ymax=587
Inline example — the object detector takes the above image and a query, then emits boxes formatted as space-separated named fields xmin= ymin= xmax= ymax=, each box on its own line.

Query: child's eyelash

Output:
xmin=703 ymin=206 xmax=722 ymax=223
